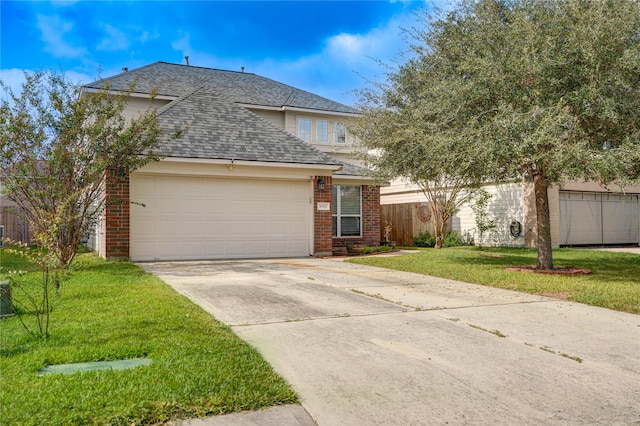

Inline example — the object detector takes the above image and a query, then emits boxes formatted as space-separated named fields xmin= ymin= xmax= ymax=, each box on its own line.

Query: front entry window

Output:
xmin=332 ymin=185 xmax=361 ymax=237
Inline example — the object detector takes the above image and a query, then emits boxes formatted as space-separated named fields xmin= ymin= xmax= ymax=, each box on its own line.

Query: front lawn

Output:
xmin=0 ymin=251 xmax=296 ymax=425
xmin=348 ymin=247 xmax=640 ymax=314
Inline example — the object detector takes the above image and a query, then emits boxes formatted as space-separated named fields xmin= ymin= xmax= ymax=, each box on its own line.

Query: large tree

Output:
xmin=353 ymin=0 xmax=640 ymax=269
xmin=1 ymin=71 xmax=172 ymax=268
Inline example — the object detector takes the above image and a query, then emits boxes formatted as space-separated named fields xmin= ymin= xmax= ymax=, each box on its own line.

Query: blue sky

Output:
xmin=1 ymin=1 xmax=447 ymax=106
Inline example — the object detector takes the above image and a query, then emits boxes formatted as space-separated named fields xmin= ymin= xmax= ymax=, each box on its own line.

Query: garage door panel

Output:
xmin=133 ymin=177 xmax=157 ymax=196
xmin=269 ymin=241 xmax=291 ymax=256
xmin=602 ymin=195 xmax=639 ymax=244
xmin=228 ymin=240 xmax=249 ymax=256
xmin=133 ymin=198 xmax=156 ymax=213
xmin=228 ymin=200 xmax=250 ymax=214
xmin=202 ymin=241 xmax=227 ymax=257
xmin=153 ymin=179 xmax=181 ymax=194
xmin=250 ymin=199 xmax=269 ymax=211
xmin=180 ymin=179 xmax=207 ymax=195
xmin=179 ymin=198 xmax=208 ymax=213
xmin=182 ymin=220 xmax=205 ymax=236
xmin=270 ymin=221 xmax=289 ymax=234
xmin=289 ymin=220 xmax=308 ymax=234
xmin=134 ymin=219 xmax=156 ymax=236
xmin=560 ymin=191 xmax=639 ymax=246
xmin=131 ymin=175 xmax=311 ymax=260
xmin=181 ymin=241 xmax=206 ymax=257
xmin=249 ymin=221 xmax=268 ymax=235
xmin=250 ymin=240 xmax=268 ymax=255
xmin=156 ymin=198 xmax=182 ymax=214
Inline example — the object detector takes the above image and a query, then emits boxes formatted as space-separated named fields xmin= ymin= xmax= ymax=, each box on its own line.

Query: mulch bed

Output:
xmin=504 ymin=266 xmax=592 ymax=275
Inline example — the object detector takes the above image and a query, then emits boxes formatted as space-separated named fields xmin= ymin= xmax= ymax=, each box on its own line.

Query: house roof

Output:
xmin=86 ymin=62 xmax=363 ymax=172
xmin=155 ymin=87 xmax=340 ymax=165
xmin=332 ymin=161 xmax=371 ymax=177
xmin=86 ymin=62 xmax=357 ymax=114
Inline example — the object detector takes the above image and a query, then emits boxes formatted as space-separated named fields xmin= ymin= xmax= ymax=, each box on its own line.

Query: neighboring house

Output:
xmin=381 ymin=179 xmax=640 ymax=247
xmin=85 ymin=61 xmax=380 ymax=261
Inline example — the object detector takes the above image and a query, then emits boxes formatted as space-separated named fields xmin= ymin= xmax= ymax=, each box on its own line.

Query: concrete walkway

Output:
xmin=592 ymin=246 xmax=640 ymax=255
xmin=141 ymin=256 xmax=640 ymax=426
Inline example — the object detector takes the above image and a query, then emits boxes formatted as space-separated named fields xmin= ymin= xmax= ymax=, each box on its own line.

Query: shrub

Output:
xmin=413 ymin=231 xmax=437 ymax=247
xmin=413 ymin=230 xmax=471 ymax=248
xmin=442 ymin=231 xmax=466 ymax=247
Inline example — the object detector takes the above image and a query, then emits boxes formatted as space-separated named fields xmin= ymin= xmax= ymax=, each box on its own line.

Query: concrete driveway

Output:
xmin=140 ymin=257 xmax=640 ymax=425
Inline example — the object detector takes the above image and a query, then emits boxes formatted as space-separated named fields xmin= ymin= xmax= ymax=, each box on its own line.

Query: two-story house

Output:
xmin=85 ymin=61 xmax=380 ymax=261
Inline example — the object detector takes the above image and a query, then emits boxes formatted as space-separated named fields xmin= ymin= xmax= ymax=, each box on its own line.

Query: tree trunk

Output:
xmin=533 ymin=173 xmax=554 ymax=270
xmin=434 ymin=225 xmax=444 ymax=249
xmin=430 ymin=200 xmax=443 ymax=249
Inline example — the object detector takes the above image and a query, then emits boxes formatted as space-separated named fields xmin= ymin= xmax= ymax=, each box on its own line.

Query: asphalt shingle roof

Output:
xmin=86 ymin=62 xmax=357 ymax=114
xmin=333 ymin=161 xmax=372 ymax=177
xmin=86 ymin=62 xmax=366 ymax=173
xmin=156 ymin=87 xmax=340 ymax=165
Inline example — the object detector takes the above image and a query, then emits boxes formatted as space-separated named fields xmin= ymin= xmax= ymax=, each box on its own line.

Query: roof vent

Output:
xmin=241 ymin=66 xmax=245 ymax=73
xmin=122 ymin=67 xmax=128 ymax=72
xmin=185 ymin=56 xmax=190 ymax=66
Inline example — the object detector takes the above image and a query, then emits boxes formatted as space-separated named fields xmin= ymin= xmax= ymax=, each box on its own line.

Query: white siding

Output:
xmin=455 ymin=183 xmax=526 ymax=247
xmin=121 ymin=97 xmax=171 ymax=121
xmin=248 ymin=108 xmax=285 ymax=129
xmin=381 ymin=180 xmax=526 ymax=247
xmin=380 ymin=179 xmax=424 ymax=205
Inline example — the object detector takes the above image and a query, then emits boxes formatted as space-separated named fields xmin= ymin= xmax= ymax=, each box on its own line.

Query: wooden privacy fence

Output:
xmin=380 ymin=202 xmax=437 ymax=246
xmin=0 ymin=206 xmax=33 ymax=245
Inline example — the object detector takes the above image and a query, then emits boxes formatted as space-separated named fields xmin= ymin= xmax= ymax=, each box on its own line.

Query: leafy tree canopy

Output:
xmin=1 ymin=70 xmax=173 ymax=268
xmin=353 ymin=0 xmax=640 ymax=268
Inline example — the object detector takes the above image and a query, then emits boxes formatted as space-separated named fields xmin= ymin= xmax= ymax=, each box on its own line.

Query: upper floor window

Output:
xmin=297 ymin=116 xmax=348 ymax=145
xmin=334 ymin=122 xmax=346 ymax=144
xmin=316 ymin=120 xmax=329 ymax=143
xmin=298 ymin=118 xmax=312 ymax=142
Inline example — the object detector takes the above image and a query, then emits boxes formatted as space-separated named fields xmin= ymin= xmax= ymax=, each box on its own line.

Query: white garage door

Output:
xmin=560 ymin=191 xmax=639 ymax=246
xmin=130 ymin=174 xmax=311 ymax=261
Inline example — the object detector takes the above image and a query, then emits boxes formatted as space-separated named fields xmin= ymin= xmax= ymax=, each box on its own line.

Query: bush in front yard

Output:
xmin=412 ymin=230 xmax=470 ymax=248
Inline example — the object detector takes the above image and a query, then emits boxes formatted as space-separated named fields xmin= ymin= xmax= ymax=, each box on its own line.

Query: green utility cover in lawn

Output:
xmin=39 ymin=358 xmax=153 ymax=375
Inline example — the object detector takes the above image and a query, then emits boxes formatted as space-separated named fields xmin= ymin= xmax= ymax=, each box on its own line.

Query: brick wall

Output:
xmin=362 ymin=185 xmax=381 ymax=245
xmin=313 ymin=176 xmax=333 ymax=256
xmin=104 ymin=168 xmax=130 ymax=260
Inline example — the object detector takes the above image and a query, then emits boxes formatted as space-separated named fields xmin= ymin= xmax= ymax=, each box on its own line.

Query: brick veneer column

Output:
xmin=362 ymin=184 xmax=381 ymax=246
xmin=313 ymin=176 xmax=333 ymax=256
xmin=104 ymin=168 xmax=130 ymax=260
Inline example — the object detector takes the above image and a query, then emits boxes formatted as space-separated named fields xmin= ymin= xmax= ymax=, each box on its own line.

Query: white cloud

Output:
xmin=1 ymin=68 xmax=95 ymax=102
xmin=255 ymin=11 xmax=420 ymax=105
xmin=97 ymin=24 xmax=129 ymax=52
xmin=171 ymin=33 xmax=192 ymax=54
xmin=140 ymin=30 xmax=160 ymax=43
xmin=36 ymin=14 xmax=87 ymax=58
xmin=65 ymin=70 xmax=93 ymax=86
xmin=0 ymin=68 xmax=29 ymax=101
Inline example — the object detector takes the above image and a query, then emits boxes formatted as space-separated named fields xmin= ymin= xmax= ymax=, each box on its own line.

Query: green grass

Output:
xmin=0 ymin=251 xmax=296 ymax=425
xmin=348 ymin=246 xmax=640 ymax=314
